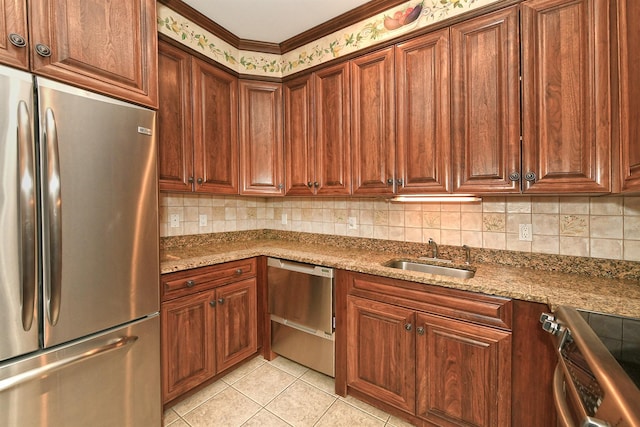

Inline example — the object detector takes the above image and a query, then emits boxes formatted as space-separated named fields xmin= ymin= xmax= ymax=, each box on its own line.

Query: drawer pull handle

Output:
xmin=185 ymin=280 xmax=195 ymax=288
xmin=235 ymin=269 xmax=242 ymax=275
xmin=218 ymin=298 xmax=225 ymax=305
xmin=417 ymin=327 xmax=425 ymax=335
xmin=405 ymin=323 xmax=412 ymax=331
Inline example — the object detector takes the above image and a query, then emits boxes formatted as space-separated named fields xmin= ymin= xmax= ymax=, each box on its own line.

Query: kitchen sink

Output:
xmin=384 ymin=259 xmax=475 ymax=279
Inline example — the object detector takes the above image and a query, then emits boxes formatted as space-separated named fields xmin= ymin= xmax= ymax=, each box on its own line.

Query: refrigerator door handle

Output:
xmin=44 ymin=107 xmax=62 ymax=326
xmin=0 ymin=335 xmax=138 ymax=393
xmin=17 ymin=100 xmax=37 ymax=332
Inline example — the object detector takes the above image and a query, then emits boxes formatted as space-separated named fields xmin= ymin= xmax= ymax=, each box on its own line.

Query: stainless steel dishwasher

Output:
xmin=267 ymin=257 xmax=335 ymax=377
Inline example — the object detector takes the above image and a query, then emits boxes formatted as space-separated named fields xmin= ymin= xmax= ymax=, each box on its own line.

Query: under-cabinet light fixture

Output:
xmin=390 ymin=195 xmax=482 ymax=203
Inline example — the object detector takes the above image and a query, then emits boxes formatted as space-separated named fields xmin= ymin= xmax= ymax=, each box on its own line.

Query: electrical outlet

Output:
xmin=170 ymin=214 xmax=180 ymax=228
xmin=281 ymin=213 xmax=288 ymax=225
xmin=199 ymin=214 xmax=207 ymax=227
xmin=519 ymin=224 xmax=532 ymax=241
xmin=348 ymin=217 xmax=357 ymax=230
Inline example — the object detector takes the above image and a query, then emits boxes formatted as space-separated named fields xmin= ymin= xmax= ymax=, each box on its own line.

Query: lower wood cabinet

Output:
xmin=161 ymin=259 xmax=258 ymax=404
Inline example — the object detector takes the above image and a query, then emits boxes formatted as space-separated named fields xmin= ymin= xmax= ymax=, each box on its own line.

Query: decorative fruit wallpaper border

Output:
xmin=157 ymin=0 xmax=499 ymax=77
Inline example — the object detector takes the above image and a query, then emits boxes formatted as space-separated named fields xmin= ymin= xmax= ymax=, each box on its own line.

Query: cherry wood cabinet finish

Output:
xmin=283 ymin=74 xmax=316 ymax=196
xmin=161 ymin=289 xmax=216 ymax=403
xmin=239 ymin=80 xmax=284 ymax=195
xmin=0 ymin=0 xmax=28 ymax=69
xmin=347 ymin=295 xmax=416 ymax=414
xmin=191 ymin=57 xmax=239 ymax=194
xmin=215 ymin=277 xmax=258 ymax=372
xmin=157 ymin=40 xmax=193 ymax=192
xmin=395 ymin=29 xmax=451 ymax=194
xmin=451 ymin=6 xmax=521 ymax=194
xmin=161 ymin=260 xmax=258 ymax=405
xmin=521 ymin=0 xmax=611 ymax=193
xmin=28 ymin=0 xmax=158 ymax=108
xmin=313 ymin=61 xmax=352 ymax=195
xmin=614 ymin=0 xmax=640 ymax=192
xmin=415 ymin=312 xmax=512 ymax=426
xmin=351 ymin=46 xmax=396 ymax=195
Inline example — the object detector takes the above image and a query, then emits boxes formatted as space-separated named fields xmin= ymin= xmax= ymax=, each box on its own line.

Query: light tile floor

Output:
xmin=164 ymin=355 xmax=416 ymax=427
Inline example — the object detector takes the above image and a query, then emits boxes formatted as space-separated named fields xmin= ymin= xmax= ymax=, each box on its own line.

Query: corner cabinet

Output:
xmin=344 ymin=272 xmax=512 ymax=427
xmin=161 ymin=259 xmax=258 ymax=405
xmin=521 ymin=0 xmax=611 ymax=193
xmin=283 ymin=62 xmax=351 ymax=196
xmin=157 ymin=39 xmax=239 ymax=194
xmin=239 ymin=80 xmax=284 ymax=195
xmin=28 ymin=0 xmax=158 ymax=107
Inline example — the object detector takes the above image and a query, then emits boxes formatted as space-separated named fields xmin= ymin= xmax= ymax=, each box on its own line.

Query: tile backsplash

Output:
xmin=160 ymin=194 xmax=640 ymax=262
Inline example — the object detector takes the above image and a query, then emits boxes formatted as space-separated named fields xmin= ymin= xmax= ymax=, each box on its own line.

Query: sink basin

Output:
xmin=385 ymin=259 xmax=475 ymax=279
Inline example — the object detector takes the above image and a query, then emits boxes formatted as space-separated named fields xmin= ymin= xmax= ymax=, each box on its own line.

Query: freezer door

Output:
xmin=0 ymin=66 xmax=39 ymax=362
xmin=37 ymin=78 xmax=160 ymax=348
xmin=0 ymin=315 xmax=161 ymax=427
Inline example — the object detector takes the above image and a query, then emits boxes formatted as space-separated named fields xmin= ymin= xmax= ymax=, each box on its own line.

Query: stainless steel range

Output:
xmin=541 ymin=306 xmax=640 ymax=427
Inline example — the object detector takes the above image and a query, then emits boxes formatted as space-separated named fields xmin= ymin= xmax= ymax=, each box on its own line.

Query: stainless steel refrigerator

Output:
xmin=0 ymin=65 xmax=161 ymax=426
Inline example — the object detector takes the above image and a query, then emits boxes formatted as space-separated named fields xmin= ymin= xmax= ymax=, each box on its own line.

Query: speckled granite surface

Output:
xmin=160 ymin=230 xmax=640 ymax=318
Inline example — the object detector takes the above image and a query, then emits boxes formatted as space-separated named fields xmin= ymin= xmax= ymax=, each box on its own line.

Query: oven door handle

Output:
xmin=553 ymin=364 xmax=575 ymax=427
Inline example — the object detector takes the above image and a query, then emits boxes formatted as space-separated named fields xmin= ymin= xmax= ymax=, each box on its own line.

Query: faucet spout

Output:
xmin=427 ymin=238 xmax=438 ymax=259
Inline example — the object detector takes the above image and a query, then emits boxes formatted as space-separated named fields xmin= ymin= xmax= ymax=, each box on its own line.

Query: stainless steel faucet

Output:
xmin=427 ymin=238 xmax=438 ymax=259
xmin=462 ymin=244 xmax=471 ymax=265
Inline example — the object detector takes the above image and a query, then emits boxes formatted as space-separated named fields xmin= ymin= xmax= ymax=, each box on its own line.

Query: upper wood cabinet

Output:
xmin=314 ymin=61 xmax=352 ymax=195
xmin=351 ymin=47 xmax=395 ymax=196
xmin=157 ymin=39 xmax=239 ymax=194
xmin=239 ymin=80 xmax=284 ymax=196
xmin=284 ymin=74 xmax=315 ymax=196
xmin=0 ymin=0 xmax=28 ymax=69
xmin=284 ymin=62 xmax=351 ymax=196
xmin=614 ymin=0 xmax=640 ymax=193
xmin=521 ymin=0 xmax=611 ymax=193
xmin=451 ymin=6 xmax=521 ymax=194
xmin=26 ymin=0 xmax=157 ymax=108
xmin=395 ymin=29 xmax=451 ymax=194
xmin=157 ymin=40 xmax=193 ymax=192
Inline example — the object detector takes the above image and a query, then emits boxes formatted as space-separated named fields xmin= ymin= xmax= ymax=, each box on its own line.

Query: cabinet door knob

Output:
xmin=417 ymin=326 xmax=425 ymax=335
xmin=197 ymin=177 xmax=204 ymax=185
xmin=387 ymin=178 xmax=394 ymax=185
xmin=209 ymin=300 xmax=216 ymax=307
xmin=405 ymin=323 xmax=412 ymax=331
xmin=524 ymin=172 xmax=536 ymax=182
xmin=508 ymin=172 xmax=520 ymax=182
xmin=8 ymin=33 xmax=27 ymax=48
xmin=235 ymin=269 xmax=242 ymax=275
xmin=314 ymin=182 xmax=319 ymax=188
xmin=218 ymin=298 xmax=225 ymax=305
xmin=185 ymin=280 xmax=195 ymax=288
xmin=35 ymin=43 xmax=52 ymax=57
xmin=396 ymin=178 xmax=404 ymax=186
xmin=278 ymin=183 xmax=284 ymax=189
xmin=188 ymin=176 xmax=194 ymax=183
xmin=307 ymin=181 xmax=313 ymax=188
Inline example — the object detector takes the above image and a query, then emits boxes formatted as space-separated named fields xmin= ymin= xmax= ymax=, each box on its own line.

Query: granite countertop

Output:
xmin=160 ymin=231 xmax=640 ymax=318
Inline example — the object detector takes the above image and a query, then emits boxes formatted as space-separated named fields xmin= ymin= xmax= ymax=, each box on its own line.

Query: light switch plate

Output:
xmin=170 ymin=214 xmax=180 ymax=228
xmin=199 ymin=214 xmax=207 ymax=227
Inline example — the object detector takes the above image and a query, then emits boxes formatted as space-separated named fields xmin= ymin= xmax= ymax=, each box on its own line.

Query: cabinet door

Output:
xmin=351 ymin=47 xmax=395 ymax=195
xmin=157 ymin=40 xmax=193 ymax=192
xmin=314 ymin=62 xmax=352 ymax=195
xmin=521 ymin=0 xmax=610 ymax=193
xmin=347 ymin=296 xmax=415 ymax=414
xmin=161 ymin=290 xmax=216 ymax=403
xmin=192 ymin=57 xmax=239 ymax=194
xmin=28 ymin=0 xmax=158 ymax=108
xmin=615 ymin=0 xmax=640 ymax=192
xmin=396 ymin=29 xmax=451 ymax=193
xmin=415 ymin=312 xmax=512 ymax=427
xmin=451 ymin=6 xmax=521 ymax=194
xmin=239 ymin=80 xmax=284 ymax=195
xmin=284 ymin=74 xmax=315 ymax=195
xmin=0 ymin=0 xmax=28 ymax=69
xmin=215 ymin=278 xmax=258 ymax=372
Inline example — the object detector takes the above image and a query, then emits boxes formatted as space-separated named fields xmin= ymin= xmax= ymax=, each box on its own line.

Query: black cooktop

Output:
xmin=579 ymin=310 xmax=640 ymax=389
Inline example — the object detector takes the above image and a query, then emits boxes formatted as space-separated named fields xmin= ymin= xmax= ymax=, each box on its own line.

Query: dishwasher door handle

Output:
xmin=267 ymin=257 xmax=333 ymax=278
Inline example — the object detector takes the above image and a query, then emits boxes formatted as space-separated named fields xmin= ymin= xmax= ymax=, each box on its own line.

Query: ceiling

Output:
xmin=181 ymin=0 xmax=374 ymax=44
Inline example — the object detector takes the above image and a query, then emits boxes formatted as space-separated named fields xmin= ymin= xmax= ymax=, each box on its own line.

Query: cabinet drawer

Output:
xmin=347 ymin=272 xmax=512 ymax=330
xmin=162 ymin=258 xmax=257 ymax=301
